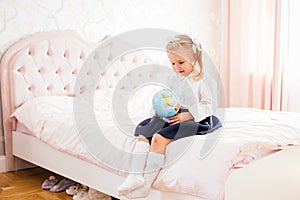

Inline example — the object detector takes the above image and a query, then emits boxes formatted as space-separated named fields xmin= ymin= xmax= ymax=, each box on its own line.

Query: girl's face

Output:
xmin=167 ymin=52 xmax=194 ymax=77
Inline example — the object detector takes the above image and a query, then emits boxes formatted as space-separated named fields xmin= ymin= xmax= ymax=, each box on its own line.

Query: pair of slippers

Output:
xmin=42 ymin=175 xmax=76 ymax=192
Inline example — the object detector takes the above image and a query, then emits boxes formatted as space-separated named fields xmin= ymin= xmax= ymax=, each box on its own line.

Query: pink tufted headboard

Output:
xmin=0 ymin=30 xmax=97 ymax=170
xmin=1 ymin=31 xmax=98 ymax=109
xmin=0 ymin=30 xmax=153 ymax=171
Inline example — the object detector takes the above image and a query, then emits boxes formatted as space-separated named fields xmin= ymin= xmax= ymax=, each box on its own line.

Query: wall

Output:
xmin=0 ymin=0 xmax=221 ymax=156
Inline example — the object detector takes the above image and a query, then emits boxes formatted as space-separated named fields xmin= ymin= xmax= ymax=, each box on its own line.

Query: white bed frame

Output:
xmin=1 ymin=30 xmax=300 ymax=200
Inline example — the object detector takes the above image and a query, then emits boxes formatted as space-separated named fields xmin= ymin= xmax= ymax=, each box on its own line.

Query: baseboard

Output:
xmin=0 ymin=155 xmax=6 ymax=172
xmin=0 ymin=156 xmax=37 ymax=172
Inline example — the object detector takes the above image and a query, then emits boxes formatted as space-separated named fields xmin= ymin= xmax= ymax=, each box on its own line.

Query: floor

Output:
xmin=0 ymin=167 xmax=119 ymax=200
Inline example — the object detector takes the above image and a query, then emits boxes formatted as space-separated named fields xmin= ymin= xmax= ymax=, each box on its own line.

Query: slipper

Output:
xmin=66 ymin=184 xmax=87 ymax=196
xmin=73 ymin=190 xmax=89 ymax=200
xmin=42 ymin=175 xmax=59 ymax=190
xmin=66 ymin=185 xmax=79 ymax=196
xmin=88 ymin=188 xmax=112 ymax=200
xmin=50 ymin=178 xmax=76 ymax=193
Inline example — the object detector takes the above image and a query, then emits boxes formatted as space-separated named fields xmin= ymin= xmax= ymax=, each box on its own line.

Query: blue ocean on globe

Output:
xmin=152 ymin=88 xmax=180 ymax=119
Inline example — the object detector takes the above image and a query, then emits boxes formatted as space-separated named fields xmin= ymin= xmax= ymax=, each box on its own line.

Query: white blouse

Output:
xmin=167 ymin=72 xmax=213 ymax=122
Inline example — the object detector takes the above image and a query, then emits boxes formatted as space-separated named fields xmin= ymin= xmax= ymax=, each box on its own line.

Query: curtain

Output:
xmin=0 ymin=90 xmax=4 ymax=156
xmin=221 ymin=0 xmax=300 ymax=112
xmin=282 ymin=0 xmax=300 ymax=112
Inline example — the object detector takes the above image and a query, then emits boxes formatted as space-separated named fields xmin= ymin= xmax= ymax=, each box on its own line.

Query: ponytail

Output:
xmin=192 ymin=43 xmax=204 ymax=81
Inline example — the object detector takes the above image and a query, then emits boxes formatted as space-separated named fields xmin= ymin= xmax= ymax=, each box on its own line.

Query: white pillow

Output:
xmin=11 ymin=96 xmax=73 ymax=136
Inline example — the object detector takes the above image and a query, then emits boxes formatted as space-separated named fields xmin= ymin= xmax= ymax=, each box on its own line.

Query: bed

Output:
xmin=1 ymin=30 xmax=300 ymax=200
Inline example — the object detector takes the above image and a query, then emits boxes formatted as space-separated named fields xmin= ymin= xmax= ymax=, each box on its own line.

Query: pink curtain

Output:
xmin=220 ymin=0 xmax=299 ymax=111
xmin=282 ymin=0 xmax=300 ymax=112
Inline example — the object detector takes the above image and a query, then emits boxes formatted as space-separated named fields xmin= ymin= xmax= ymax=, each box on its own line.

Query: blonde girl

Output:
xmin=117 ymin=34 xmax=221 ymax=199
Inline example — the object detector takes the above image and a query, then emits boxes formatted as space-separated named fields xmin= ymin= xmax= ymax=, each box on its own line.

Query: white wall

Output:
xmin=0 ymin=0 xmax=221 ymax=62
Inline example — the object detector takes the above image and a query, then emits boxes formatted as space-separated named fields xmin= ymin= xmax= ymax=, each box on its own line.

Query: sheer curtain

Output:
xmin=282 ymin=0 xmax=300 ymax=112
xmin=220 ymin=0 xmax=300 ymax=112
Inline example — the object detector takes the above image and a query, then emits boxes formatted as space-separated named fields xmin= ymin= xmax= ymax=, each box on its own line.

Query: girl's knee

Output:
xmin=152 ymin=133 xmax=162 ymax=143
xmin=150 ymin=133 xmax=171 ymax=154
xmin=151 ymin=133 xmax=171 ymax=145
xmin=138 ymin=135 xmax=150 ymax=143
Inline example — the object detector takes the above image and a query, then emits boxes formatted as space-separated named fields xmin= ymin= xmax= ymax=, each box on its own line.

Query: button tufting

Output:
xmin=28 ymin=47 xmax=35 ymax=56
xmin=38 ymin=68 xmax=43 ymax=73
xmin=63 ymin=50 xmax=69 ymax=58
xmin=46 ymin=85 xmax=53 ymax=91
xmin=120 ymin=56 xmax=125 ymax=62
xmin=80 ymin=52 xmax=85 ymax=59
xmin=132 ymin=56 xmax=137 ymax=63
xmin=114 ymin=72 xmax=119 ymax=77
xmin=17 ymin=67 xmax=24 ymax=73
xmin=72 ymin=69 xmax=77 ymax=75
xmin=80 ymin=86 xmax=85 ymax=94
xmin=47 ymin=50 xmax=52 ymax=56
xmin=94 ymin=53 xmax=99 ymax=60
xmin=55 ymin=68 xmax=62 ymax=75
xmin=64 ymin=85 xmax=70 ymax=91
xmin=108 ymin=54 xmax=113 ymax=61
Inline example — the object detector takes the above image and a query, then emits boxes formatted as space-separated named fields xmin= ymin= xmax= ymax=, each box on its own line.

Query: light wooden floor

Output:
xmin=0 ymin=167 xmax=118 ymax=200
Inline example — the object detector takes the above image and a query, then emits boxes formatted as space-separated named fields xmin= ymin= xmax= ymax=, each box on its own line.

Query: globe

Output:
xmin=152 ymin=88 xmax=181 ymax=119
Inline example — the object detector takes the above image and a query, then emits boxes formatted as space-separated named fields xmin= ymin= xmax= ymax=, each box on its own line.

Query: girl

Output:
xmin=117 ymin=34 xmax=221 ymax=199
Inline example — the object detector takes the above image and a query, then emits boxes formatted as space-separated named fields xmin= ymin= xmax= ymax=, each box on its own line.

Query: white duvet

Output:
xmin=12 ymin=92 xmax=300 ymax=200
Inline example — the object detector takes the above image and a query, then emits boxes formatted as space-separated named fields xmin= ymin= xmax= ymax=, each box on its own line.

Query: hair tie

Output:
xmin=190 ymin=36 xmax=203 ymax=53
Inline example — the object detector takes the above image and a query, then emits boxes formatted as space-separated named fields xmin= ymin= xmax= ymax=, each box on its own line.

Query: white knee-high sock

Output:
xmin=125 ymin=152 xmax=165 ymax=199
xmin=117 ymin=141 xmax=150 ymax=196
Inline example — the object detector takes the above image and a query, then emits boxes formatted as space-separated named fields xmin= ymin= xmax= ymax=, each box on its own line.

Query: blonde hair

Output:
xmin=166 ymin=34 xmax=203 ymax=81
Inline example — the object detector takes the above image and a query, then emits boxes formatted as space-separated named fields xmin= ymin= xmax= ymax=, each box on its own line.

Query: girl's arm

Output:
xmin=188 ymin=78 xmax=213 ymax=122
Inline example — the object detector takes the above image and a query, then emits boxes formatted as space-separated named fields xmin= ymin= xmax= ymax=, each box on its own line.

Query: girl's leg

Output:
xmin=138 ymin=135 xmax=150 ymax=143
xmin=117 ymin=136 xmax=150 ymax=196
xmin=126 ymin=134 xmax=172 ymax=199
xmin=150 ymin=133 xmax=172 ymax=154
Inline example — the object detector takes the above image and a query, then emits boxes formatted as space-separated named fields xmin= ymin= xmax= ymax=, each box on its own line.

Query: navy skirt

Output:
xmin=134 ymin=115 xmax=222 ymax=141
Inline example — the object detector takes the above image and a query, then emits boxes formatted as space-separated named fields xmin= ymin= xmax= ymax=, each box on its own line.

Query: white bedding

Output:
xmin=11 ymin=93 xmax=300 ymax=200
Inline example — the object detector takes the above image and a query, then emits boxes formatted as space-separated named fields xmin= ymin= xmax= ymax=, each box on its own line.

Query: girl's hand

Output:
xmin=167 ymin=112 xmax=194 ymax=125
